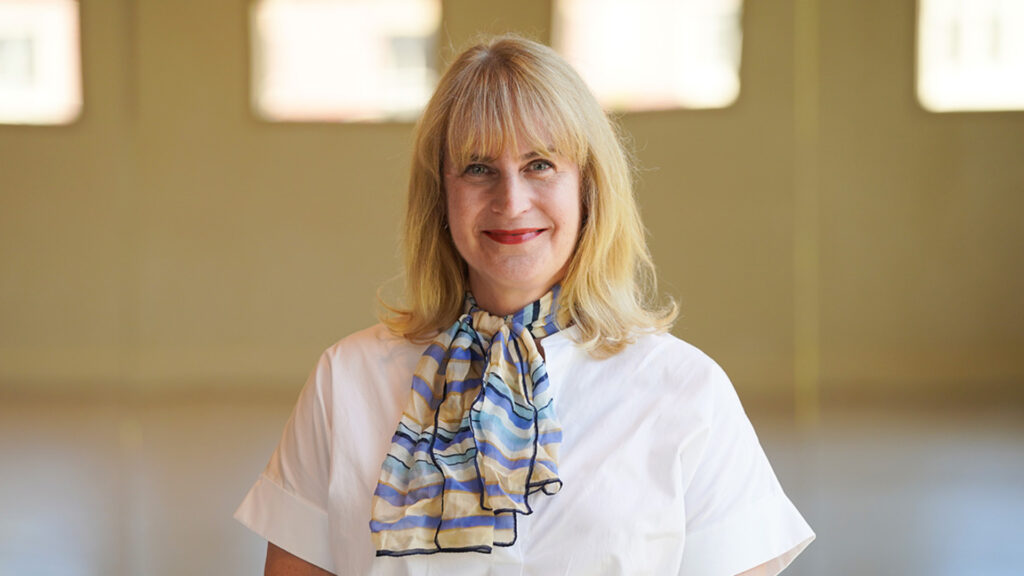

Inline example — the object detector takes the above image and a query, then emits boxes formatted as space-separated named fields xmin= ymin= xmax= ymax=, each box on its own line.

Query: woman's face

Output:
xmin=444 ymin=138 xmax=582 ymax=316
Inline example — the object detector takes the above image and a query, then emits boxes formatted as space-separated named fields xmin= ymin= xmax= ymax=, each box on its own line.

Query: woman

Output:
xmin=236 ymin=35 xmax=814 ymax=575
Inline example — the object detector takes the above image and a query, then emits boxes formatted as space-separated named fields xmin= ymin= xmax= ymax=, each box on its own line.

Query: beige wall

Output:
xmin=2 ymin=0 xmax=1022 ymax=402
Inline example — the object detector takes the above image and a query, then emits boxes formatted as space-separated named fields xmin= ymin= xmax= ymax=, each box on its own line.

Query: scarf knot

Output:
xmin=371 ymin=286 xmax=565 ymax=556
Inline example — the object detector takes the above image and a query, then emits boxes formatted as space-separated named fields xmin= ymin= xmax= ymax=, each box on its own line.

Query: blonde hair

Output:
xmin=382 ymin=35 xmax=676 ymax=357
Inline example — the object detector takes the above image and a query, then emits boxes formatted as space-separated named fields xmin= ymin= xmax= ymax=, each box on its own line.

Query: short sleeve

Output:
xmin=678 ymin=363 xmax=814 ymax=576
xmin=234 ymin=351 xmax=337 ymax=573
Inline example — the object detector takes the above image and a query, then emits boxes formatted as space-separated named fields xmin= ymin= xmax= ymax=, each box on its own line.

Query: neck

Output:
xmin=471 ymin=290 xmax=541 ymax=317
xmin=468 ymin=278 xmax=551 ymax=317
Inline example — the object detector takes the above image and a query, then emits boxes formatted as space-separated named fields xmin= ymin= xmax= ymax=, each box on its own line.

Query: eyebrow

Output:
xmin=468 ymin=149 xmax=556 ymax=163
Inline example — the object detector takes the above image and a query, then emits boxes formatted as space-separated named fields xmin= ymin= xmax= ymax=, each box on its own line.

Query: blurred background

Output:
xmin=1 ymin=0 xmax=1022 ymax=574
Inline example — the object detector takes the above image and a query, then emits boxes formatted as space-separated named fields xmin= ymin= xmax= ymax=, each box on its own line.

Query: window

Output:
xmin=250 ymin=0 xmax=441 ymax=122
xmin=0 ymin=0 xmax=81 ymax=125
xmin=918 ymin=0 xmax=1024 ymax=112
xmin=553 ymin=0 xmax=744 ymax=111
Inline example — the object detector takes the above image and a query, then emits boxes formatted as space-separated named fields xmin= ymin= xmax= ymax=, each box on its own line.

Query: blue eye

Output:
xmin=528 ymin=160 xmax=553 ymax=172
xmin=464 ymin=164 xmax=490 ymax=176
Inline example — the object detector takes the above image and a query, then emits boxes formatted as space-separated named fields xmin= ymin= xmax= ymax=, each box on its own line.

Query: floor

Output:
xmin=1 ymin=393 xmax=1022 ymax=576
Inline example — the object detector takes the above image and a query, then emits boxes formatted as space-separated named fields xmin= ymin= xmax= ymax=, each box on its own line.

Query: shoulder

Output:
xmin=319 ymin=323 xmax=424 ymax=371
xmin=551 ymin=329 xmax=733 ymax=422
xmin=304 ymin=324 xmax=425 ymax=412
xmin=556 ymin=328 xmax=730 ymax=386
xmin=608 ymin=331 xmax=732 ymax=400
xmin=625 ymin=331 xmax=724 ymax=373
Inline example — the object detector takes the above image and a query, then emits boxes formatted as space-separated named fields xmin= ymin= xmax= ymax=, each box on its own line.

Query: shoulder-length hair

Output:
xmin=382 ymin=35 xmax=676 ymax=357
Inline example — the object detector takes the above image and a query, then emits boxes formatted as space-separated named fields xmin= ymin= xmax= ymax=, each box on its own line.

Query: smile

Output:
xmin=483 ymin=228 xmax=545 ymax=245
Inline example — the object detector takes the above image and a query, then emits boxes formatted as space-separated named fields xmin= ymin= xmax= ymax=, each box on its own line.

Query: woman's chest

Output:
xmin=353 ymin=427 xmax=691 ymax=576
xmin=329 ymin=336 xmax=703 ymax=575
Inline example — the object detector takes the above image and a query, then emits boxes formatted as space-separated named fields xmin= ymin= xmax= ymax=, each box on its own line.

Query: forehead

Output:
xmin=445 ymin=114 xmax=578 ymax=169
xmin=467 ymin=136 xmax=557 ymax=162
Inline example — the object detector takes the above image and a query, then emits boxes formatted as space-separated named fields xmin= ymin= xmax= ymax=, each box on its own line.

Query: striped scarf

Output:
xmin=371 ymin=286 xmax=566 ymax=556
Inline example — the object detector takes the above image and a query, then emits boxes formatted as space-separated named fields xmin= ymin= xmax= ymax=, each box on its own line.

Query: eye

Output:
xmin=463 ymin=163 xmax=491 ymax=176
xmin=527 ymin=159 xmax=554 ymax=172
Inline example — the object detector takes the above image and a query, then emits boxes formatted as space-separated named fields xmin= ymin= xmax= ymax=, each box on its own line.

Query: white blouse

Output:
xmin=236 ymin=324 xmax=814 ymax=575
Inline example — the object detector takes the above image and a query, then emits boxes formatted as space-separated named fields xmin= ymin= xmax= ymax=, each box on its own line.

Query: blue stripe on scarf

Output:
xmin=374 ymin=482 xmax=444 ymax=507
xmin=474 ymin=439 xmax=535 ymax=470
xmin=370 ymin=515 xmax=442 ymax=532
xmin=477 ymin=380 xmax=539 ymax=424
xmin=410 ymin=376 xmax=436 ymax=408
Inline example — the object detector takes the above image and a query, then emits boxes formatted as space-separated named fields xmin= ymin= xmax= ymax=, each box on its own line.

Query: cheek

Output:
xmin=444 ymin=186 xmax=475 ymax=251
xmin=443 ymin=178 xmax=461 ymax=227
xmin=558 ymin=180 xmax=584 ymax=240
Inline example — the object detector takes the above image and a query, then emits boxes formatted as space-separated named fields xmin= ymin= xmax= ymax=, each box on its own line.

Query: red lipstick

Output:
xmin=483 ymin=228 xmax=544 ymax=245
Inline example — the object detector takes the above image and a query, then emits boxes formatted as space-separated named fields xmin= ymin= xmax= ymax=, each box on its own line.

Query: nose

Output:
xmin=492 ymin=173 xmax=531 ymax=216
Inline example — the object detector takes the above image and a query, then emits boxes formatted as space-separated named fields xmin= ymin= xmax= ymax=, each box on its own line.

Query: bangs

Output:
xmin=443 ymin=63 xmax=589 ymax=171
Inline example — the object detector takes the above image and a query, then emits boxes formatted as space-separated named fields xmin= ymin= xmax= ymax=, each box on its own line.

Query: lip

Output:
xmin=483 ymin=228 xmax=545 ymax=245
